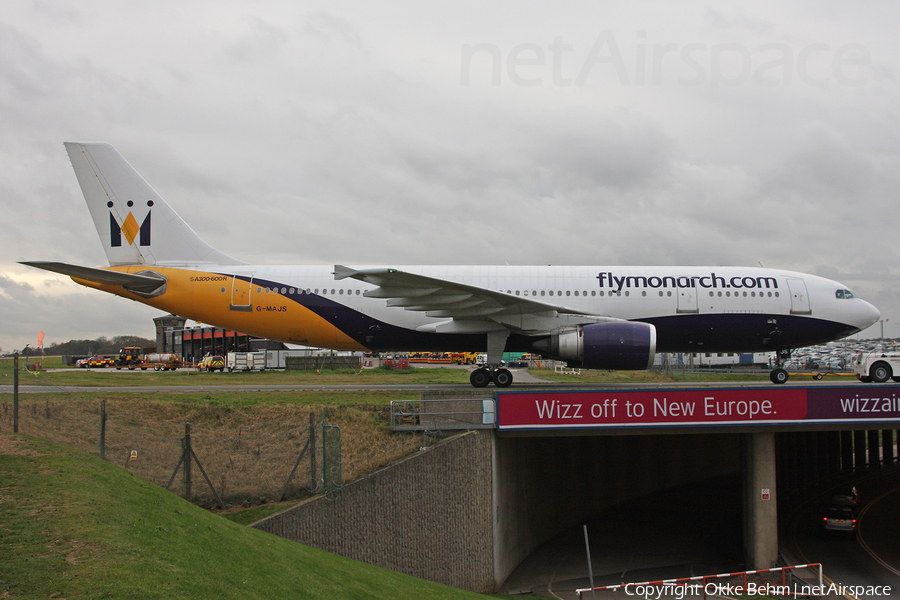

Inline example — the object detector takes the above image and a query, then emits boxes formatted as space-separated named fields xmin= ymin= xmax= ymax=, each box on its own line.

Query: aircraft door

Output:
xmin=230 ymin=276 xmax=254 ymax=312
xmin=787 ymin=278 xmax=811 ymax=315
xmin=676 ymin=288 xmax=699 ymax=313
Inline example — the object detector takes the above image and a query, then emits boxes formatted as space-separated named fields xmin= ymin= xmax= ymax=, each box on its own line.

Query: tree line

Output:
xmin=24 ymin=336 xmax=156 ymax=357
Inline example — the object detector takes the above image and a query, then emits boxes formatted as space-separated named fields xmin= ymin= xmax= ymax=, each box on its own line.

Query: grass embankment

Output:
xmin=0 ymin=391 xmax=425 ymax=520
xmin=0 ymin=432 xmax=494 ymax=600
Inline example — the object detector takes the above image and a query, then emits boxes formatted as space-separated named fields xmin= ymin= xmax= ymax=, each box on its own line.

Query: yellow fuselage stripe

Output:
xmin=73 ymin=266 xmax=368 ymax=351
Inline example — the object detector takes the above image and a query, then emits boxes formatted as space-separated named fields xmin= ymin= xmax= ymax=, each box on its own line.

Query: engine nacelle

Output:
xmin=539 ymin=321 xmax=657 ymax=370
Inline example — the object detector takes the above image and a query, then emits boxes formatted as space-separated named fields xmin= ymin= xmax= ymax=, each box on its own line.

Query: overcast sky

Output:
xmin=2 ymin=1 xmax=898 ymax=353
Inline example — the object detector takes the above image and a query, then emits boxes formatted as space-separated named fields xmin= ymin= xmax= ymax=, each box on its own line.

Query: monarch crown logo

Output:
xmin=109 ymin=200 xmax=152 ymax=247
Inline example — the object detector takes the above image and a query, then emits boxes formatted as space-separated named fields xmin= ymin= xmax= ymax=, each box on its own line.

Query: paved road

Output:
xmin=0 ymin=373 xmax=862 ymax=394
xmin=786 ymin=467 xmax=900 ymax=599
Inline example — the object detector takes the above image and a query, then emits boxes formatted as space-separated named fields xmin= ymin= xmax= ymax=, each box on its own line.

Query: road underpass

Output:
xmin=254 ymin=383 xmax=900 ymax=595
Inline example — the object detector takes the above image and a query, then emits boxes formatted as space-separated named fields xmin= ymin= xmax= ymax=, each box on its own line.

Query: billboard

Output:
xmin=496 ymin=385 xmax=900 ymax=432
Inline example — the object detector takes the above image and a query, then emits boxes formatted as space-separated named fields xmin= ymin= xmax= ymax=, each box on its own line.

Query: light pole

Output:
xmin=880 ymin=318 xmax=890 ymax=340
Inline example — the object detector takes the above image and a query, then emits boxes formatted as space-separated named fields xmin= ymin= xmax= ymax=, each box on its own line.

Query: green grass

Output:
xmin=3 ymin=356 xmax=788 ymax=388
xmin=0 ymin=432 xmax=495 ymax=599
xmin=4 ymin=389 xmax=420 ymax=406
xmin=0 ymin=357 xmax=474 ymax=386
xmin=529 ymin=368 xmax=772 ymax=384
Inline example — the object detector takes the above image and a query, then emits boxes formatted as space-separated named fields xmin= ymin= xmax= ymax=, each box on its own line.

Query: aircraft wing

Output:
xmin=334 ymin=265 xmax=620 ymax=335
xmin=20 ymin=261 xmax=167 ymax=295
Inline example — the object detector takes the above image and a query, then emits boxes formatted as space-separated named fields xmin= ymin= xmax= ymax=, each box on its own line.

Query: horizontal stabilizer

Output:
xmin=20 ymin=261 xmax=167 ymax=295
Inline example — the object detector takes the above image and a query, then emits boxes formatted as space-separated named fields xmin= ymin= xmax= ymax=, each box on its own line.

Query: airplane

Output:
xmin=23 ymin=142 xmax=881 ymax=387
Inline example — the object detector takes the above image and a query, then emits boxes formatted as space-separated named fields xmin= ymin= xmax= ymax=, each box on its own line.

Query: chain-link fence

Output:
xmin=0 ymin=394 xmax=421 ymax=508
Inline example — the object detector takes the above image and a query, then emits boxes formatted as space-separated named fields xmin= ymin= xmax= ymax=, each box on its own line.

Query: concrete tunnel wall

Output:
xmin=251 ymin=426 xmax=742 ymax=592
xmin=492 ymin=432 xmax=742 ymax=585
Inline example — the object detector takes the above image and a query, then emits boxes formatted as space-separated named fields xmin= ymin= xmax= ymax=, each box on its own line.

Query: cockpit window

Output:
xmin=835 ymin=289 xmax=855 ymax=299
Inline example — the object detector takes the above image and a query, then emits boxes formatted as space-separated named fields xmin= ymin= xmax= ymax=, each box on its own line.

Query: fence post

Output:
xmin=184 ymin=423 xmax=192 ymax=501
xmin=309 ymin=412 xmax=317 ymax=492
xmin=99 ymin=400 xmax=107 ymax=459
xmin=13 ymin=351 xmax=19 ymax=433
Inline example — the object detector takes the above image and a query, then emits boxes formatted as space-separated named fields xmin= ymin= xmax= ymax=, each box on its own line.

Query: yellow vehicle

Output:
xmin=451 ymin=352 xmax=479 ymax=365
xmin=198 ymin=355 xmax=226 ymax=372
xmin=115 ymin=347 xmax=146 ymax=370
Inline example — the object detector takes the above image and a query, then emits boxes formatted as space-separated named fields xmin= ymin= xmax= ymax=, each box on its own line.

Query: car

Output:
xmin=198 ymin=355 xmax=226 ymax=372
xmin=830 ymin=486 xmax=859 ymax=507
xmin=76 ymin=355 xmax=114 ymax=368
xmin=823 ymin=506 xmax=857 ymax=535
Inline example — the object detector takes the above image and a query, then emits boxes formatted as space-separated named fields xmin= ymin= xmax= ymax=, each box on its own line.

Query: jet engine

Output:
xmin=535 ymin=321 xmax=657 ymax=370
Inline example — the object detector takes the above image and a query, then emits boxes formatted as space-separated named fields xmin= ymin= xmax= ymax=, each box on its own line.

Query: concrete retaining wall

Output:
xmin=252 ymin=430 xmax=496 ymax=592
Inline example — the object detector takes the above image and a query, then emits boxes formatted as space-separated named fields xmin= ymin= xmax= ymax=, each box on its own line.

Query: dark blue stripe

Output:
xmin=236 ymin=276 xmax=859 ymax=353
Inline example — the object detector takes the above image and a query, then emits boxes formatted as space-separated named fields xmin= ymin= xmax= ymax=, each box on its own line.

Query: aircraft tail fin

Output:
xmin=65 ymin=142 xmax=243 ymax=267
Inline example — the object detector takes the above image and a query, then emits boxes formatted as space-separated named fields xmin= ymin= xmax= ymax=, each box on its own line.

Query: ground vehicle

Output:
xmin=830 ymin=486 xmax=859 ymax=507
xmin=226 ymin=352 xmax=266 ymax=371
xmin=144 ymin=353 xmax=182 ymax=371
xmin=76 ymin=355 xmax=114 ymax=368
xmin=852 ymin=351 xmax=900 ymax=383
xmin=823 ymin=506 xmax=857 ymax=535
xmin=115 ymin=347 xmax=146 ymax=370
xmin=451 ymin=352 xmax=479 ymax=365
xmin=198 ymin=355 xmax=226 ymax=372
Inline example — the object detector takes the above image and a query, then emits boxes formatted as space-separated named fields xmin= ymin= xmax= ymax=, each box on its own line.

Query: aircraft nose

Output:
xmin=856 ymin=299 xmax=881 ymax=329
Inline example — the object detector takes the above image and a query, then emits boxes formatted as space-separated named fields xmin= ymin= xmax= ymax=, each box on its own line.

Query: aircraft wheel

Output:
xmin=870 ymin=362 xmax=892 ymax=383
xmin=470 ymin=369 xmax=491 ymax=388
xmin=813 ymin=373 xmax=824 ymax=380
xmin=493 ymin=368 xmax=513 ymax=388
xmin=770 ymin=368 xmax=789 ymax=384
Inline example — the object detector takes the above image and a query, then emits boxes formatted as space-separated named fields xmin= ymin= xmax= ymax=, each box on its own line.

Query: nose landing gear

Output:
xmin=769 ymin=349 xmax=791 ymax=384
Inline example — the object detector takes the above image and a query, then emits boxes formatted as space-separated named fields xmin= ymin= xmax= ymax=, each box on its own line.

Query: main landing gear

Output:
xmin=769 ymin=349 xmax=791 ymax=384
xmin=470 ymin=329 xmax=513 ymax=388
xmin=470 ymin=366 xmax=513 ymax=388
